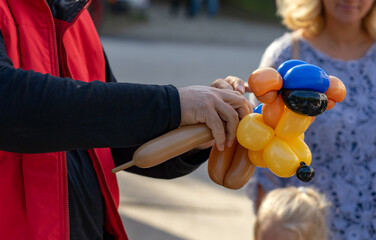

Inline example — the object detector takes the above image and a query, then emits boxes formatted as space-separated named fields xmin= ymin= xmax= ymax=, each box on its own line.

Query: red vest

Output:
xmin=0 ymin=1 xmax=128 ymax=239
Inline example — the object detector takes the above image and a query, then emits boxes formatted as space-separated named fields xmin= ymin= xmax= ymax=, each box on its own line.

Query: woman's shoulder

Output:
xmin=259 ymin=32 xmax=295 ymax=68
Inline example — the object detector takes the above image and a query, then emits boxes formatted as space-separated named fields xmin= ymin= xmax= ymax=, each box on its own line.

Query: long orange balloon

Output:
xmin=112 ymin=124 xmax=213 ymax=173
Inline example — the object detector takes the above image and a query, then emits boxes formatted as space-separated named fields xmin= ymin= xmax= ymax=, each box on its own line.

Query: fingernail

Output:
xmin=217 ymin=144 xmax=224 ymax=151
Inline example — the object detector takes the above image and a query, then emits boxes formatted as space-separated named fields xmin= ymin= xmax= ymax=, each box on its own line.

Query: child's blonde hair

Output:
xmin=276 ymin=0 xmax=376 ymax=38
xmin=254 ymin=186 xmax=330 ymax=240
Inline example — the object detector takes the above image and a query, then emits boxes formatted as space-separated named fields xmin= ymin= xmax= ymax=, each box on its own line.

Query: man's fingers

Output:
xmin=236 ymin=105 xmax=251 ymax=119
xmin=211 ymin=77 xmax=253 ymax=118
xmin=244 ymin=82 xmax=252 ymax=93
xmin=178 ymin=85 xmax=253 ymax=151
xmin=205 ymin=109 xmax=227 ymax=151
xmin=214 ymin=88 xmax=253 ymax=118
xmin=224 ymin=76 xmax=246 ymax=94
xmin=239 ymin=98 xmax=254 ymax=117
xmin=210 ymin=78 xmax=234 ymax=91
xmin=214 ymin=100 xmax=240 ymax=148
xmin=211 ymin=76 xmax=248 ymax=94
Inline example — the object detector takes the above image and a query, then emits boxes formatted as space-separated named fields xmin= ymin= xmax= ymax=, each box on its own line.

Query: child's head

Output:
xmin=254 ymin=186 xmax=329 ymax=240
xmin=275 ymin=0 xmax=376 ymax=38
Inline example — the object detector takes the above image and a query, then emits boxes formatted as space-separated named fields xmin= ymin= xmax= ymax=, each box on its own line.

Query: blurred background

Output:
xmin=89 ymin=1 xmax=285 ymax=239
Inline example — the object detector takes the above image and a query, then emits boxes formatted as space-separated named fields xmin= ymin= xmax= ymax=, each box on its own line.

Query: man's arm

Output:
xmin=0 ymin=30 xmax=249 ymax=154
xmin=0 ymin=31 xmax=181 ymax=153
xmin=104 ymin=52 xmax=210 ymax=178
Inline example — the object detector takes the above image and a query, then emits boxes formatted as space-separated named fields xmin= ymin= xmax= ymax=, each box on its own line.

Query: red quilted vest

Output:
xmin=0 ymin=0 xmax=128 ymax=239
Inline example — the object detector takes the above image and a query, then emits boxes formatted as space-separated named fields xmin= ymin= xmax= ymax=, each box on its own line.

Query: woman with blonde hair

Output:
xmin=247 ymin=0 xmax=376 ymax=239
xmin=255 ymin=187 xmax=330 ymax=240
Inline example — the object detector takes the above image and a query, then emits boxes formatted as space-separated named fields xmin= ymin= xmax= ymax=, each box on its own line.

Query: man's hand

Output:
xmin=178 ymin=85 xmax=252 ymax=151
xmin=210 ymin=75 xmax=252 ymax=94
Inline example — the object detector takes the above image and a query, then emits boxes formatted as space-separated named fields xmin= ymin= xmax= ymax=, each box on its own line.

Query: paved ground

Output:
xmin=99 ymin=3 xmax=285 ymax=240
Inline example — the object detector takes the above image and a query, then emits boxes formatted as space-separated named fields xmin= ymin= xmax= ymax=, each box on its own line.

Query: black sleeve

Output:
xmin=0 ymin=31 xmax=181 ymax=153
xmin=103 ymin=51 xmax=210 ymax=178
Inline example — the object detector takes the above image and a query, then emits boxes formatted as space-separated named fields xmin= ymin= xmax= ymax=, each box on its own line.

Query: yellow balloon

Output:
xmin=248 ymin=150 xmax=267 ymax=168
xmin=237 ymin=113 xmax=275 ymax=151
xmin=287 ymin=137 xmax=312 ymax=166
xmin=299 ymin=133 xmax=305 ymax=140
xmin=275 ymin=108 xmax=312 ymax=140
xmin=263 ymin=137 xmax=300 ymax=178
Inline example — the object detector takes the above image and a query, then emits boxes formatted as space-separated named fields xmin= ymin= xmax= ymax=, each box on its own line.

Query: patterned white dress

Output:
xmin=246 ymin=32 xmax=376 ymax=240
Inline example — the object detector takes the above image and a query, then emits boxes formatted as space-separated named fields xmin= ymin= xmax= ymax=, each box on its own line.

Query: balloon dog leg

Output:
xmin=208 ymin=142 xmax=255 ymax=190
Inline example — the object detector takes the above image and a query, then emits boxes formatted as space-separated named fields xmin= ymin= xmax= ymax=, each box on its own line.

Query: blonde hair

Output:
xmin=276 ymin=0 xmax=376 ymax=38
xmin=254 ymin=187 xmax=330 ymax=240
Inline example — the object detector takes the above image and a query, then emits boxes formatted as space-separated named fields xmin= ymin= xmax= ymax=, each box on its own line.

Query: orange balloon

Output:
xmin=248 ymin=67 xmax=283 ymax=97
xmin=310 ymin=117 xmax=316 ymax=125
xmin=112 ymin=124 xmax=213 ymax=173
xmin=326 ymin=99 xmax=336 ymax=110
xmin=262 ymin=95 xmax=285 ymax=128
xmin=208 ymin=142 xmax=237 ymax=186
xmin=326 ymin=75 xmax=346 ymax=104
xmin=224 ymin=144 xmax=255 ymax=190
xmin=256 ymin=91 xmax=278 ymax=104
